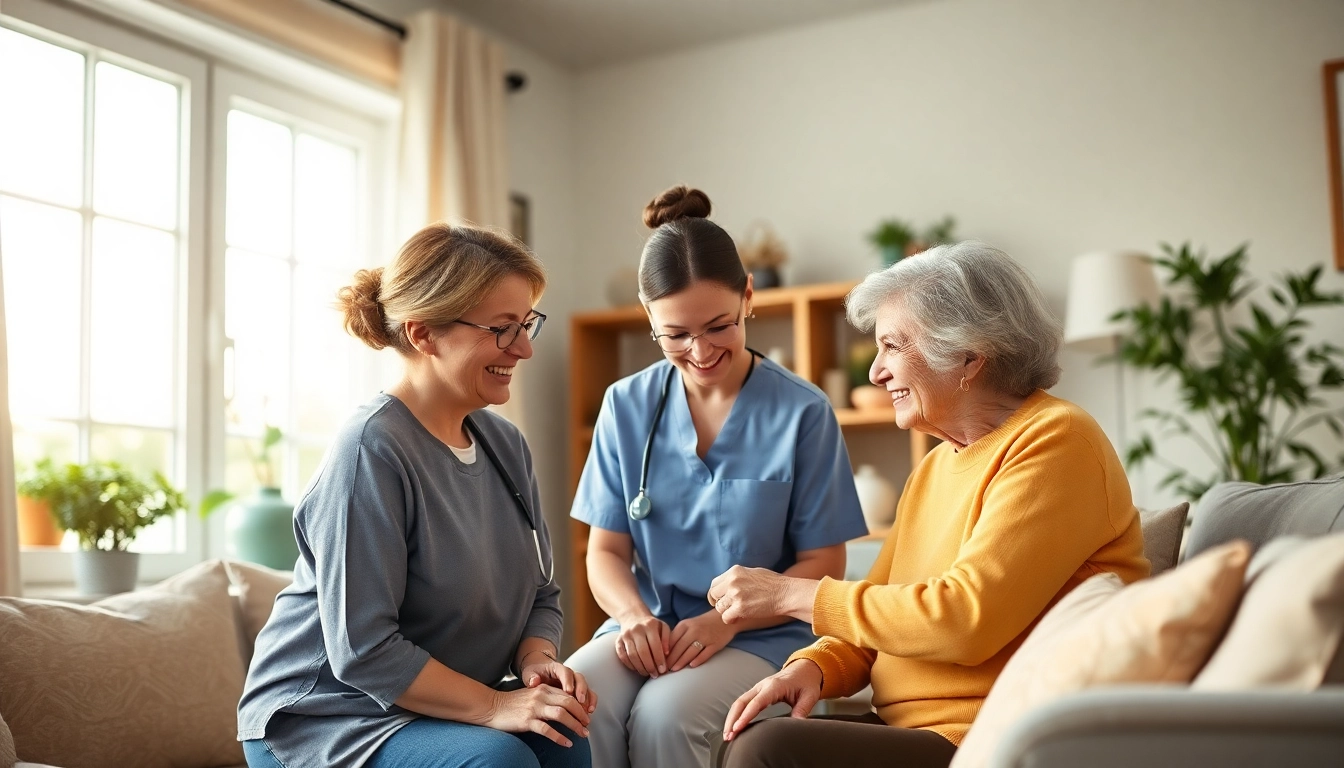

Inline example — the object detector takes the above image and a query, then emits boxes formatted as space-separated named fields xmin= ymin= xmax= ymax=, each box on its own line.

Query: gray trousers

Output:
xmin=567 ymin=638 xmax=786 ymax=768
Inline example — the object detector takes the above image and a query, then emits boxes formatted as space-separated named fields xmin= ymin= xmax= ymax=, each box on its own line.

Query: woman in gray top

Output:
xmin=238 ymin=223 xmax=595 ymax=768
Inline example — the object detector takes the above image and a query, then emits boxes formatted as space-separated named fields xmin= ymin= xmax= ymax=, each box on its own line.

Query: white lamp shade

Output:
xmin=1064 ymin=251 xmax=1160 ymax=352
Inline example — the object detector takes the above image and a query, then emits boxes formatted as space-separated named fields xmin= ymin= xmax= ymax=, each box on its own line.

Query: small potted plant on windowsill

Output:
xmin=200 ymin=426 xmax=299 ymax=570
xmin=35 ymin=460 xmax=186 ymax=594
xmin=16 ymin=459 xmax=68 ymax=547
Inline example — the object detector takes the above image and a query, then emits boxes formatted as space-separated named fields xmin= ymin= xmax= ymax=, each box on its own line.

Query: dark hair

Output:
xmin=336 ymin=222 xmax=545 ymax=355
xmin=638 ymin=185 xmax=746 ymax=301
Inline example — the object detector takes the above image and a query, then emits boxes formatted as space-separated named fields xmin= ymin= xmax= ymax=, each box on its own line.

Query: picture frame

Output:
xmin=1325 ymin=59 xmax=1344 ymax=271
xmin=510 ymin=193 xmax=531 ymax=247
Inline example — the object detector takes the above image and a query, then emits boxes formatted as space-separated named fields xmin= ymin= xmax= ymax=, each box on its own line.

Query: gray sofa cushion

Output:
xmin=1184 ymin=474 xmax=1344 ymax=561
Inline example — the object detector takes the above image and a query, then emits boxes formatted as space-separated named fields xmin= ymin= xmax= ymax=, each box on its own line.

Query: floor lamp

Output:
xmin=1063 ymin=251 xmax=1160 ymax=451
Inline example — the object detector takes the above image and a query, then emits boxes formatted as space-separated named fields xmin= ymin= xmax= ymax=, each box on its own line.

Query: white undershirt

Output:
xmin=448 ymin=436 xmax=477 ymax=465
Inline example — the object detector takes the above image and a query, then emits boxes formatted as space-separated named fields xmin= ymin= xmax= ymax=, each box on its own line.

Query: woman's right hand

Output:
xmin=614 ymin=614 xmax=672 ymax=677
xmin=722 ymin=659 xmax=824 ymax=741
xmin=485 ymin=685 xmax=591 ymax=747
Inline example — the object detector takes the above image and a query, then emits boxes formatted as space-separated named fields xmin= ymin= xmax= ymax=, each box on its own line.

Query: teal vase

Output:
xmin=227 ymin=487 xmax=299 ymax=570
xmin=880 ymin=244 xmax=905 ymax=267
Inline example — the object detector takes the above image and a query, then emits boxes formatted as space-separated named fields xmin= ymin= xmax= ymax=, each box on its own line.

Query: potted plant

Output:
xmin=200 ymin=426 xmax=299 ymax=570
xmin=868 ymin=216 xmax=958 ymax=266
xmin=37 ymin=460 xmax=186 ymax=594
xmin=16 ymin=459 xmax=66 ymax=547
xmin=1117 ymin=242 xmax=1344 ymax=500
xmin=868 ymin=218 xmax=916 ymax=266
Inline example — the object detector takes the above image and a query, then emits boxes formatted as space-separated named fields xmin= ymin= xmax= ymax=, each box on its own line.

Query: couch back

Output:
xmin=1184 ymin=473 xmax=1344 ymax=561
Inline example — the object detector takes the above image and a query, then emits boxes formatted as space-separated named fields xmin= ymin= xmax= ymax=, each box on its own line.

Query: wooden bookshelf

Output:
xmin=566 ymin=281 xmax=928 ymax=646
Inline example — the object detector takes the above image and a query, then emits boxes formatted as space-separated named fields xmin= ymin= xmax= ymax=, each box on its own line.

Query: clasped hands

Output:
xmin=613 ymin=610 xmax=736 ymax=677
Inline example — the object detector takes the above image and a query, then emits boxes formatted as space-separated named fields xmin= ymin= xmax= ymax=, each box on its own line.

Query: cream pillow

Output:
xmin=950 ymin=539 xmax=1251 ymax=768
xmin=223 ymin=560 xmax=293 ymax=663
xmin=0 ymin=560 xmax=246 ymax=768
xmin=0 ymin=707 xmax=16 ymax=768
xmin=1194 ymin=532 xmax=1344 ymax=690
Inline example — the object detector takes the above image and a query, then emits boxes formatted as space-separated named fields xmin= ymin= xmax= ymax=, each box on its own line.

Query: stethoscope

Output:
xmin=464 ymin=414 xmax=554 ymax=585
xmin=626 ymin=349 xmax=760 ymax=521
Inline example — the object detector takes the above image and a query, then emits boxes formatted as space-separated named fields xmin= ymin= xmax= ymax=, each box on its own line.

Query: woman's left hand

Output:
xmin=521 ymin=657 xmax=598 ymax=714
xmin=666 ymin=610 xmax=737 ymax=671
xmin=708 ymin=565 xmax=799 ymax=624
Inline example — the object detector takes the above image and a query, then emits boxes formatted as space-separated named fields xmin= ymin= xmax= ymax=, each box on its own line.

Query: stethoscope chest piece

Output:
xmin=628 ymin=492 xmax=652 ymax=521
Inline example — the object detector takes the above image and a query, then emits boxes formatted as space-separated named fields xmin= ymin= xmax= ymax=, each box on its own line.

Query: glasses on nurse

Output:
xmin=650 ymin=307 xmax=746 ymax=353
xmin=453 ymin=311 xmax=547 ymax=349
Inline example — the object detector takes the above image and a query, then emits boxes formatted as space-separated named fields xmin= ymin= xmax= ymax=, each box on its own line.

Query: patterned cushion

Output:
xmin=0 ymin=560 xmax=245 ymax=768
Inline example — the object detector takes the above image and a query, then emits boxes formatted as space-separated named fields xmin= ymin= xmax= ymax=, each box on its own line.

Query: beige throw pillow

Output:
xmin=0 ymin=560 xmax=246 ymax=768
xmin=949 ymin=540 xmax=1251 ymax=768
xmin=1193 ymin=532 xmax=1344 ymax=690
xmin=1140 ymin=502 xmax=1189 ymax=576
xmin=223 ymin=560 xmax=293 ymax=664
xmin=0 ymin=708 xmax=16 ymax=768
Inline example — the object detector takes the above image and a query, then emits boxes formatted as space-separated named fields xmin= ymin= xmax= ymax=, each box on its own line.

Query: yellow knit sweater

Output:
xmin=791 ymin=391 xmax=1149 ymax=745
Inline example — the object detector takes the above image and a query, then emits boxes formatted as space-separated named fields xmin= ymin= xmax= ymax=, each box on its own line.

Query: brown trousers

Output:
xmin=719 ymin=713 xmax=957 ymax=768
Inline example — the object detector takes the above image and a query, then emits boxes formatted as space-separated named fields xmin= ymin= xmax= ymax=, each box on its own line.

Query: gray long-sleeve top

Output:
xmin=237 ymin=394 xmax=562 ymax=767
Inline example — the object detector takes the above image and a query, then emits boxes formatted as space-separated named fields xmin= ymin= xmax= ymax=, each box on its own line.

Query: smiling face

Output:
xmin=869 ymin=300 xmax=964 ymax=435
xmin=428 ymin=272 xmax=537 ymax=411
xmin=645 ymin=278 xmax=752 ymax=390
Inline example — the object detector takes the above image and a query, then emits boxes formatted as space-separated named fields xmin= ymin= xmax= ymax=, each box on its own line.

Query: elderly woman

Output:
xmin=707 ymin=242 xmax=1150 ymax=768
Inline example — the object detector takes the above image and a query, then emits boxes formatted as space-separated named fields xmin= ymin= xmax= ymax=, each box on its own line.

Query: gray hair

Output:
xmin=845 ymin=241 xmax=1062 ymax=397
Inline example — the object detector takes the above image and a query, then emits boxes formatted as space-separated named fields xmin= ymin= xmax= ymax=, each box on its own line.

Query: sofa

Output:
xmin=2 ymin=477 xmax=1342 ymax=768
xmin=982 ymin=474 xmax=1344 ymax=768
xmin=0 ymin=560 xmax=293 ymax=768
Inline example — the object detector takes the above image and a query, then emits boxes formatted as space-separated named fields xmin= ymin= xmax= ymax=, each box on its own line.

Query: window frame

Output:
xmin=4 ymin=0 xmax=398 ymax=584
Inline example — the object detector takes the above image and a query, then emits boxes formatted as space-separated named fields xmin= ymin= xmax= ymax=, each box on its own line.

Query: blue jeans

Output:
xmin=243 ymin=719 xmax=590 ymax=768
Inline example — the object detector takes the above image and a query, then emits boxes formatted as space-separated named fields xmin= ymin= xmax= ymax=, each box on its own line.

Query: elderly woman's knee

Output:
xmin=721 ymin=718 xmax=812 ymax=768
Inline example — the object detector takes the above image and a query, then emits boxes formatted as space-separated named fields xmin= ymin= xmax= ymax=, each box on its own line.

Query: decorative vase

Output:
xmin=16 ymin=496 xmax=63 ymax=547
xmin=73 ymin=549 xmax=140 ymax=595
xmin=227 ymin=487 xmax=299 ymax=570
xmin=880 ymin=244 xmax=905 ymax=267
xmin=750 ymin=267 xmax=781 ymax=290
xmin=853 ymin=465 xmax=897 ymax=534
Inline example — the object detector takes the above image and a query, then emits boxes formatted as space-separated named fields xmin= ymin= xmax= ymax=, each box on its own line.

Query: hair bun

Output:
xmin=337 ymin=267 xmax=393 ymax=350
xmin=643 ymin=185 xmax=712 ymax=229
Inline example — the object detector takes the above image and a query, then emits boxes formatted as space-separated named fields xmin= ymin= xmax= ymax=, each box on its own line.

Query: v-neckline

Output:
xmin=670 ymin=354 xmax=760 ymax=476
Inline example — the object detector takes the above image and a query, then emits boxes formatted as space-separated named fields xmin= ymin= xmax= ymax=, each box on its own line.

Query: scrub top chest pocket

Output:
xmin=716 ymin=479 xmax=793 ymax=563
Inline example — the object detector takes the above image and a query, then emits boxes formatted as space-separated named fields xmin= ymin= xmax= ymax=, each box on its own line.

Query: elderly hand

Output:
xmin=667 ymin=610 xmax=737 ymax=672
xmin=708 ymin=565 xmax=817 ymax=624
xmin=722 ymin=659 xmax=824 ymax=741
xmin=520 ymin=652 xmax=597 ymax=714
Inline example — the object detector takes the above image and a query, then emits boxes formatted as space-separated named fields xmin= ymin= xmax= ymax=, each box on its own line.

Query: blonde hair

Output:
xmin=337 ymin=222 xmax=545 ymax=355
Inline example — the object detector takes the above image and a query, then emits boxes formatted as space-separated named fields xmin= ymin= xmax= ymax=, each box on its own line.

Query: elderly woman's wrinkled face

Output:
xmin=868 ymin=301 xmax=962 ymax=434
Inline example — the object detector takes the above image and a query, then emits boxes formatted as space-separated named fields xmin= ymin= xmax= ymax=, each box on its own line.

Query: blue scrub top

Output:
xmin=571 ymin=357 xmax=868 ymax=668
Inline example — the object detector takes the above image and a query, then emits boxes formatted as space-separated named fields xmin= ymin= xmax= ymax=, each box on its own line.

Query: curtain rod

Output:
xmin=323 ymin=0 xmax=408 ymax=39
xmin=320 ymin=0 xmax=528 ymax=92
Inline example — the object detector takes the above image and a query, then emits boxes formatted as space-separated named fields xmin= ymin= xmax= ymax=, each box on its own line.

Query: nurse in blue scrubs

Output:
xmin=566 ymin=185 xmax=868 ymax=768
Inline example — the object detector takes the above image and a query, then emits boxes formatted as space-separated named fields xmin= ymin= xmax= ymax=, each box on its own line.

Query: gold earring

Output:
xmin=959 ymin=375 xmax=970 ymax=392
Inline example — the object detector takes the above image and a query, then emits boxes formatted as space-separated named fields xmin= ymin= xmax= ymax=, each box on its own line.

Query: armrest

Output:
xmin=989 ymin=685 xmax=1344 ymax=768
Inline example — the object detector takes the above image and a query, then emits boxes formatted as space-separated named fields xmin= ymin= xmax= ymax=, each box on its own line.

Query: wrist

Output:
xmin=517 ymin=647 xmax=556 ymax=668
xmin=784 ymin=577 xmax=819 ymax=618
xmin=615 ymin=606 xmax=653 ymax=625
xmin=785 ymin=658 xmax=824 ymax=694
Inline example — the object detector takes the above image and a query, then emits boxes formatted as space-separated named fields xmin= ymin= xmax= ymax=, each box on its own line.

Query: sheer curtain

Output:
xmin=397 ymin=10 xmax=520 ymax=425
xmin=0 ymin=204 xmax=20 ymax=596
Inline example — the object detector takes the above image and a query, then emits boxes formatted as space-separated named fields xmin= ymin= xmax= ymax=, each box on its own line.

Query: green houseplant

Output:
xmin=16 ymin=459 xmax=67 ymax=546
xmin=200 ymin=426 xmax=299 ymax=570
xmin=26 ymin=459 xmax=187 ymax=594
xmin=867 ymin=215 xmax=958 ymax=266
xmin=1117 ymin=242 xmax=1344 ymax=500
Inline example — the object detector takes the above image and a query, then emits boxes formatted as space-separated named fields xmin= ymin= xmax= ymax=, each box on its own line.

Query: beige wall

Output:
xmin=571 ymin=0 xmax=1344 ymax=509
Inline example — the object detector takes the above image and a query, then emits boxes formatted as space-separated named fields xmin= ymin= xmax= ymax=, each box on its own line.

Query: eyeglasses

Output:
xmin=650 ymin=306 xmax=745 ymax=353
xmin=454 ymin=311 xmax=546 ymax=349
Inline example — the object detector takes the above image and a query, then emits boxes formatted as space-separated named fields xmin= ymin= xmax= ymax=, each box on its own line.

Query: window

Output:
xmin=2 ymin=0 xmax=392 ymax=583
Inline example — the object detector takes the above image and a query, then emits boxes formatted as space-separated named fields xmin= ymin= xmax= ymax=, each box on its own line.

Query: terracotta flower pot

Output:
xmin=17 ymin=496 xmax=64 ymax=547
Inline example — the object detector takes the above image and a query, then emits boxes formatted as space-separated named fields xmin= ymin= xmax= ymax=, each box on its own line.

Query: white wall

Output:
xmin=572 ymin=0 xmax=1344 ymax=509
xmin=501 ymin=43 xmax=582 ymax=615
